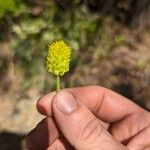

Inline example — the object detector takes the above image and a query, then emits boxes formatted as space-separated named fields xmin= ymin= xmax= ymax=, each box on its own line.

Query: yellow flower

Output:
xmin=46 ymin=40 xmax=71 ymax=76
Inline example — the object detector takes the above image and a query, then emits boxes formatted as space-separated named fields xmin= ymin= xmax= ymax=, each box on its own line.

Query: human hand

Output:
xmin=25 ymin=86 xmax=150 ymax=150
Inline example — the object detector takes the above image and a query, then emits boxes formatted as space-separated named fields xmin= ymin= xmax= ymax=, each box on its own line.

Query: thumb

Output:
xmin=52 ymin=91 xmax=126 ymax=150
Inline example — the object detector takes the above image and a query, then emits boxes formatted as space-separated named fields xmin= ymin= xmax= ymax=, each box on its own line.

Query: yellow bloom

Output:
xmin=46 ymin=40 xmax=71 ymax=76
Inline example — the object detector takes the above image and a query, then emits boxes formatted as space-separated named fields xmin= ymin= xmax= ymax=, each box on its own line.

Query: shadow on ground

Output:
xmin=0 ymin=131 xmax=24 ymax=150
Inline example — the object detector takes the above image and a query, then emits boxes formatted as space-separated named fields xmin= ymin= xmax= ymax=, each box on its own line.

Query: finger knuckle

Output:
xmin=78 ymin=117 xmax=104 ymax=142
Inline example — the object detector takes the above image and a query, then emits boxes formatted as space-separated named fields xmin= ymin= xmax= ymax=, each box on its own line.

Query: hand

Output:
xmin=25 ymin=86 xmax=150 ymax=150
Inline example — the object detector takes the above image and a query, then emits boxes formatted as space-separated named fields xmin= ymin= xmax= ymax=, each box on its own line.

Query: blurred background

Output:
xmin=0 ymin=0 xmax=150 ymax=149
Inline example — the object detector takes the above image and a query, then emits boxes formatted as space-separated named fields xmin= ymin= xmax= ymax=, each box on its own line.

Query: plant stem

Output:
xmin=56 ymin=75 xmax=60 ymax=93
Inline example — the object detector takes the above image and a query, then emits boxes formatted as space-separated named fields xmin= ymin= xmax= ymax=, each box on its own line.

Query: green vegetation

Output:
xmin=0 ymin=0 xmax=25 ymax=18
xmin=0 ymin=1 xmax=128 ymax=92
xmin=0 ymin=0 xmax=17 ymax=17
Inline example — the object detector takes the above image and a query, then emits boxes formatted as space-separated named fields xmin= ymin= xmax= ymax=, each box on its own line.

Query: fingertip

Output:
xmin=37 ymin=92 xmax=56 ymax=116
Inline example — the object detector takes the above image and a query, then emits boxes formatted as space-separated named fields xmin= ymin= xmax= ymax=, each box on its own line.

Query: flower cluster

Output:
xmin=46 ymin=40 xmax=71 ymax=76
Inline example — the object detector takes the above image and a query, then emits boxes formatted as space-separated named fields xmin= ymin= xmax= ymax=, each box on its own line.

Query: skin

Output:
xmin=25 ymin=86 xmax=150 ymax=150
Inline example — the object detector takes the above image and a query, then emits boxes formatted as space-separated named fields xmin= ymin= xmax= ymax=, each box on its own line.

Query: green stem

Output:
xmin=56 ymin=75 xmax=60 ymax=93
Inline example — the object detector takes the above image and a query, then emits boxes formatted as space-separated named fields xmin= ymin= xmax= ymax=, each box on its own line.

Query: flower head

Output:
xmin=46 ymin=40 xmax=71 ymax=76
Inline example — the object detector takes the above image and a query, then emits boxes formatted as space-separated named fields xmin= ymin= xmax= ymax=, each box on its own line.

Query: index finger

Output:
xmin=37 ymin=86 xmax=144 ymax=123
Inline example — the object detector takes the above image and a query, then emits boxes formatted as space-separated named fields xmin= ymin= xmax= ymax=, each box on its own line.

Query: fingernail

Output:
xmin=54 ymin=91 xmax=78 ymax=113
